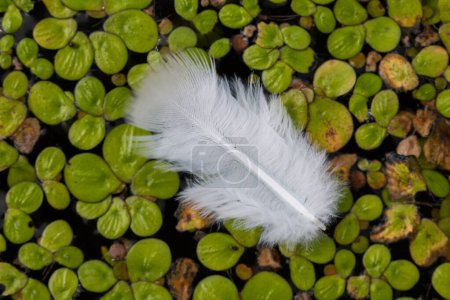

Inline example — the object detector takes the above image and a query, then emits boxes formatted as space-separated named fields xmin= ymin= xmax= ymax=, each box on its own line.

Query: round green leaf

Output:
xmin=6 ymin=182 xmax=43 ymax=214
xmin=290 ymin=255 xmax=315 ymax=290
xmin=334 ymin=213 xmax=360 ymax=245
xmin=54 ymin=246 xmax=84 ymax=269
xmin=103 ymin=87 xmax=132 ymax=121
xmin=76 ymin=196 xmax=112 ymax=220
xmin=295 ymin=234 xmax=336 ymax=264
xmin=7 ymin=155 xmax=36 ymax=187
xmin=48 ymin=268 xmax=78 ymax=300
xmin=333 ymin=0 xmax=367 ymax=25
xmin=104 ymin=0 xmax=152 ymax=15
xmin=280 ymin=46 xmax=315 ymax=74
xmin=68 ymin=115 xmax=105 ymax=150
xmin=14 ymin=278 xmax=50 ymax=300
xmin=131 ymin=282 xmax=172 ymax=300
xmin=100 ymin=281 xmax=134 ymax=300
xmin=42 ymin=0 xmax=76 ymax=18
xmin=363 ymin=244 xmax=391 ymax=277
xmin=422 ymin=169 xmax=450 ymax=198
xmin=219 ymin=4 xmax=252 ymax=29
xmin=90 ymin=31 xmax=128 ymax=74
xmin=327 ymin=25 xmax=365 ymax=60
xmin=61 ymin=0 xmax=102 ymax=10
xmin=3 ymin=208 xmax=34 ymax=244
xmin=291 ymin=0 xmax=316 ymax=16
xmin=74 ymin=76 xmax=105 ymax=116
xmin=261 ymin=61 xmax=293 ymax=93
xmin=36 ymin=147 xmax=66 ymax=181
xmin=0 ymin=97 xmax=27 ymax=139
xmin=371 ymin=90 xmax=399 ymax=127
xmin=97 ymin=197 xmax=131 ymax=239
xmin=209 ymin=38 xmax=231 ymax=59
xmin=175 ymin=0 xmax=198 ymax=21
xmin=313 ymin=60 xmax=356 ymax=98
xmin=370 ymin=278 xmax=393 ymax=300
xmin=355 ymin=123 xmax=387 ymax=150
xmin=243 ymin=45 xmax=279 ymax=70
xmin=78 ymin=260 xmax=117 ymax=293
xmin=30 ymin=58 xmax=54 ymax=80
xmin=384 ymin=260 xmax=419 ymax=291
xmin=168 ymin=26 xmax=198 ymax=52
xmin=3 ymin=71 xmax=28 ymax=99
xmin=197 ymin=233 xmax=244 ymax=271
xmin=223 ymin=219 xmax=261 ymax=248
xmin=281 ymin=25 xmax=310 ymax=50
xmin=314 ymin=275 xmax=346 ymax=300
xmin=32 ymin=18 xmax=77 ymax=50
xmin=352 ymin=194 xmax=383 ymax=221
xmin=432 ymin=263 xmax=450 ymax=299
xmin=242 ymin=271 xmax=292 ymax=300
xmin=126 ymin=196 xmax=163 ymax=237
xmin=2 ymin=4 xmax=22 ymax=34
xmin=0 ymin=262 xmax=28 ymax=296
xmin=42 ymin=181 xmax=71 ymax=210
xmin=39 ymin=220 xmax=73 ymax=252
xmin=314 ymin=6 xmax=336 ymax=33
xmin=193 ymin=275 xmax=239 ymax=300
xmin=18 ymin=243 xmax=53 ymax=270
xmin=364 ymin=17 xmax=401 ymax=53
xmin=281 ymin=89 xmax=309 ymax=129
xmin=0 ymin=141 xmax=18 ymax=172
xmin=334 ymin=249 xmax=356 ymax=277
xmin=193 ymin=9 xmax=217 ymax=34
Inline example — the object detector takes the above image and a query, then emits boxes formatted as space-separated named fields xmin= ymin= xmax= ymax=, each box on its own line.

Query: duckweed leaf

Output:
xmin=7 ymin=155 xmax=36 ymax=187
xmin=313 ymin=60 xmax=356 ymax=98
xmin=193 ymin=9 xmax=217 ymax=34
xmin=281 ymin=25 xmax=310 ymax=50
xmin=103 ymin=87 xmax=132 ymax=121
xmin=349 ymin=94 xmax=368 ymax=122
xmin=78 ymin=260 xmax=117 ymax=293
xmin=334 ymin=249 xmax=356 ymax=277
xmin=383 ymin=260 xmax=419 ymax=291
xmin=280 ymin=46 xmax=315 ymax=73
xmin=28 ymin=81 xmax=76 ymax=125
xmin=13 ymin=278 xmax=50 ymax=300
xmin=379 ymin=53 xmax=419 ymax=91
xmin=291 ymin=0 xmax=316 ymax=16
xmin=193 ymin=275 xmax=239 ymax=300
xmin=256 ymin=22 xmax=283 ymax=49
xmin=3 ymin=71 xmax=28 ymax=99
xmin=242 ymin=0 xmax=261 ymax=17
xmin=334 ymin=0 xmax=367 ymax=25
xmin=432 ymin=263 xmax=450 ymax=299
xmin=127 ymin=196 xmax=163 ymax=237
xmin=127 ymin=63 xmax=149 ymax=90
xmin=209 ymin=38 xmax=231 ymax=59
xmin=262 ymin=61 xmax=293 ymax=93
xmin=175 ymin=0 xmax=198 ymax=21
xmin=18 ymin=243 xmax=53 ymax=270
xmin=352 ymin=194 xmax=383 ymax=221
xmin=40 ymin=220 xmax=73 ymax=252
xmin=0 ymin=262 xmax=28 ymax=296
xmin=327 ymin=25 xmax=365 ymax=60
xmin=42 ymin=0 xmax=76 ymax=18
xmin=90 ymin=31 xmax=128 ymax=75
xmin=42 ymin=181 xmax=71 ymax=210
xmin=355 ymin=123 xmax=387 ymax=150
xmin=243 ymin=45 xmax=279 ymax=70
xmin=168 ymin=26 xmax=198 ymax=52
xmin=289 ymin=255 xmax=316 ymax=290
xmin=364 ymin=17 xmax=401 ymax=53
xmin=30 ymin=58 xmax=54 ymax=80
xmin=61 ymin=0 xmax=102 ymax=10
xmin=422 ymin=169 xmax=450 ymax=198
xmin=100 ymin=281 xmax=133 ymax=300
xmin=370 ymin=279 xmax=393 ymax=300
xmin=64 ymin=153 xmax=122 ymax=203
xmin=55 ymin=32 xmax=93 ymax=80
xmin=295 ymin=234 xmax=336 ymax=264
xmin=35 ymin=147 xmax=65 ymax=181
xmin=362 ymin=244 xmax=391 ymax=277
xmin=104 ymin=9 xmax=158 ymax=53
xmin=223 ymin=219 xmax=261 ymax=247
xmin=409 ymin=219 xmax=448 ymax=267
xmin=97 ymin=197 xmax=131 ymax=239
xmin=2 ymin=4 xmax=22 ymax=34
xmin=74 ymin=76 xmax=105 ymax=115
xmin=127 ymin=238 xmax=172 ymax=282
xmin=76 ymin=196 xmax=112 ymax=220
xmin=6 ymin=182 xmax=43 ymax=214
xmin=307 ymin=96 xmax=354 ymax=152
xmin=131 ymin=160 xmax=180 ymax=199
xmin=104 ymin=0 xmax=152 ymax=15
xmin=354 ymin=73 xmax=383 ymax=98
xmin=0 ymin=141 xmax=18 ymax=171
xmin=314 ymin=6 xmax=336 ymax=33
xmin=48 ymin=268 xmax=78 ymax=300
xmin=219 ymin=4 xmax=252 ymax=29
xmin=32 ymin=18 xmax=77 ymax=50
xmin=281 ymin=89 xmax=309 ymax=129
xmin=132 ymin=282 xmax=172 ymax=300
xmin=347 ymin=275 xmax=370 ymax=299
xmin=314 ymin=275 xmax=346 ymax=300
xmin=436 ymin=90 xmax=450 ymax=118
xmin=3 ymin=208 xmax=34 ymax=244
xmin=0 ymin=97 xmax=27 ymax=139
xmin=334 ymin=213 xmax=360 ymax=245
xmin=54 ymin=246 xmax=84 ymax=268
xmin=197 ymin=233 xmax=244 ymax=271
xmin=387 ymin=0 xmax=422 ymax=27
xmin=412 ymin=45 xmax=449 ymax=78
xmin=337 ymin=187 xmax=354 ymax=214
xmin=68 ymin=115 xmax=105 ymax=150
xmin=241 ymin=272 xmax=292 ymax=300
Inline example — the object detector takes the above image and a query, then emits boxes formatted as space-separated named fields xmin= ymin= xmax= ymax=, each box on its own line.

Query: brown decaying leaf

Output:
xmin=413 ymin=107 xmax=437 ymax=137
xmin=294 ymin=292 xmax=313 ymax=300
xmin=415 ymin=26 xmax=440 ymax=47
xmin=167 ymin=258 xmax=198 ymax=300
xmin=424 ymin=118 xmax=450 ymax=171
xmin=387 ymin=111 xmax=414 ymax=138
xmin=396 ymin=135 xmax=421 ymax=158
xmin=10 ymin=118 xmax=40 ymax=154
xmin=329 ymin=153 xmax=358 ymax=182
xmin=176 ymin=204 xmax=212 ymax=232
xmin=365 ymin=51 xmax=382 ymax=72
xmin=257 ymin=247 xmax=281 ymax=270
xmin=350 ymin=170 xmax=366 ymax=190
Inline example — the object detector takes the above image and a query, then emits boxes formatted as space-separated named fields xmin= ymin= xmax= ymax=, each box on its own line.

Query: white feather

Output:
xmin=127 ymin=53 xmax=340 ymax=247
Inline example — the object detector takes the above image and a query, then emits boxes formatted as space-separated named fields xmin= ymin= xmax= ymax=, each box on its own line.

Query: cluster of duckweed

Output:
xmin=0 ymin=0 xmax=450 ymax=299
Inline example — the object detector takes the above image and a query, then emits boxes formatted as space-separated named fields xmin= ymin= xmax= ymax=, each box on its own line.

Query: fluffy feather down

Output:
xmin=127 ymin=53 xmax=340 ymax=247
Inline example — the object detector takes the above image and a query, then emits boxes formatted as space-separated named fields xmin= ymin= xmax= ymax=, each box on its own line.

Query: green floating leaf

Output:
xmin=351 ymin=235 xmax=369 ymax=254
xmin=168 ymin=26 xmax=198 ymax=52
xmin=437 ymin=90 xmax=450 ymax=119
xmin=3 ymin=208 xmax=34 ymax=244
xmin=101 ymin=281 xmax=134 ymax=300
xmin=76 ymin=196 xmax=112 ymax=220
xmin=370 ymin=278 xmax=393 ymax=300
xmin=193 ymin=275 xmax=239 ymax=300
xmin=36 ymin=147 xmax=66 ymax=181
xmin=242 ymin=272 xmax=292 ymax=300
xmin=127 ymin=196 xmax=163 ymax=237
xmin=314 ymin=275 xmax=346 ymax=300
xmin=347 ymin=275 xmax=370 ymax=299
xmin=97 ymin=197 xmax=131 ymax=239
xmin=335 ymin=249 xmax=356 ymax=278
xmin=383 ymin=260 xmax=419 ymax=291
xmin=422 ymin=169 xmax=450 ymax=198
xmin=131 ymin=160 xmax=180 ymax=199
xmin=413 ymin=83 xmax=436 ymax=102
xmin=412 ymin=45 xmax=449 ymax=78
xmin=48 ymin=268 xmax=78 ymax=300
xmin=314 ymin=6 xmax=336 ymax=33
xmin=363 ymin=244 xmax=391 ymax=277
xmin=291 ymin=0 xmax=316 ymax=16
xmin=0 ymin=97 xmax=27 ymax=139
xmin=256 ymin=22 xmax=283 ymax=49
xmin=0 ymin=141 xmax=18 ymax=172
xmin=432 ymin=263 xmax=450 ymax=300
xmin=307 ymin=96 xmax=354 ymax=153
xmin=104 ymin=9 xmax=158 ymax=53
xmin=13 ymin=0 xmax=34 ymax=12
xmin=242 ymin=0 xmax=261 ymax=17
xmin=262 ymin=61 xmax=293 ymax=93
xmin=352 ymin=194 xmax=383 ymax=221
xmin=290 ymin=255 xmax=316 ymax=290
xmin=175 ymin=0 xmax=198 ymax=21
xmin=127 ymin=238 xmax=172 ymax=282
xmin=0 ymin=234 xmax=6 ymax=252
xmin=55 ymin=32 xmax=94 ymax=81
xmin=28 ymin=81 xmax=76 ymax=125
xmin=281 ymin=89 xmax=309 ymax=129
xmin=127 ymin=63 xmax=150 ymax=90
xmin=40 ymin=220 xmax=73 ymax=252
xmin=64 ymin=153 xmax=122 ymax=203
xmin=104 ymin=87 xmax=132 ymax=121
xmin=337 ymin=187 xmax=353 ymax=214
xmin=314 ymin=60 xmax=356 ymax=98
xmin=440 ymin=23 xmax=450 ymax=52
xmin=42 ymin=0 xmax=76 ymax=18
xmin=68 ymin=115 xmax=105 ymax=150
xmin=334 ymin=213 xmax=360 ymax=245
xmin=90 ymin=31 xmax=128 ymax=75
xmin=295 ymin=234 xmax=336 ymax=264
xmin=6 ymin=182 xmax=43 ymax=214
xmin=364 ymin=17 xmax=401 ymax=53
xmin=209 ymin=38 xmax=231 ymax=59
xmin=104 ymin=0 xmax=152 ymax=15
xmin=18 ymin=243 xmax=53 ymax=270
xmin=355 ymin=123 xmax=387 ymax=150
xmin=349 ymin=94 xmax=368 ymax=123
xmin=78 ymin=260 xmax=117 ymax=293
xmin=243 ymin=45 xmax=279 ymax=70
xmin=54 ymin=246 xmax=84 ymax=269
xmin=2 ymin=4 xmax=23 ymax=34
xmin=193 ymin=9 xmax=217 ymax=34
xmin=387 ymin=0 xmax=422 ymax=27
xmin=0 ymin=262 xmax=28 ymax=296
xmin=42 ymin=181 xmax=71 ymax=210
xmin=74 ymin=76 xmax=105 ymax=116
xmin=280 ymin=46 xmax=315 ymax=74
xmin=327 ymin=25 xmax=365 ymax=60
xmin=409 ymin=219 xmax=448 ymax=267
xmin=281 ymin=25 xmax=310 ymax=50
xmin=3 ymin=71 xmax=29 ymax=99
xmin=131 ymin=282 xmax=172 ymax=300
xmin=7 ymin=156 xmax=36 ymax=187
xmin=32 ymin=18 xmax=77 ymax=50
xmin=223 ymin=219 xmax=261 ymax=247
xmin=334 ymin=0 xmax=367 ymax=25
xmin=379 ymin=53 xmax=419 ymax=91
xmin=30 ymin=58 xmax=54 ymax=80
xmin=354 ymin=73 xmax=383 ymax=98
xmin=13 ymin=278 xmax=50 ymax=300
xmin=219 ymin=4 xmax=253 ymax=29
xmin=197 ymin=233 xmax=244 ymax=271
xmin=61 ymin=0 xmax=102 ymax=10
